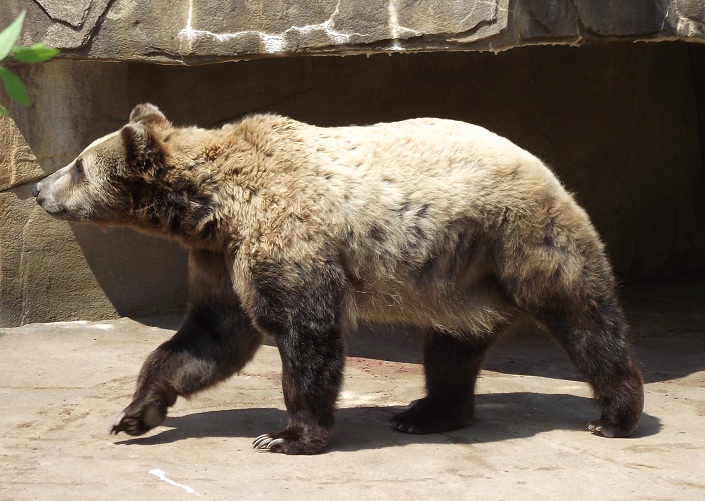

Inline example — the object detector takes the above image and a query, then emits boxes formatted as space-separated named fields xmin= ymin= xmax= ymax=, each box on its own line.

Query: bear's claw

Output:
xmin=109 ymin=411 xmax=128 ymax=434
xmin=109 ymin=400 xmax=167 ymax=436
xmin=390 ymin=418 xmax=419 ymax=434
xmin=251 ymin=427 xmax=329 ymax=454
xmin=253 ymin=434 xmax=285 ymax=451
xmin=588 ymin=419 xmax=633 ymax=438
xmin=110 ymin=409 xmax=149 ymax=436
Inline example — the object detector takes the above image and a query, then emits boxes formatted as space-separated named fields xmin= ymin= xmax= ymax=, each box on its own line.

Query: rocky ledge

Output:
xmin=2 ymin=0 xmax=704 ymax=64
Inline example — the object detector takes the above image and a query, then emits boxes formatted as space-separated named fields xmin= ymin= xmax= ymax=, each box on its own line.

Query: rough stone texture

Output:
xmin=1 ymin=63 xmax=189 ymax=326
xmin=0 ymin=1 xmax=702 ymax=64
xmin=2 ymin=42 xmax=705 ymax=326
xmin=0 ymin=119 xmax=42 ymax=192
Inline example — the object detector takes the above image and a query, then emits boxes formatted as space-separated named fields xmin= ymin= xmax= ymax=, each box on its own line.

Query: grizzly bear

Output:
xmin=32 ymin=104 xmax=643 ymax=454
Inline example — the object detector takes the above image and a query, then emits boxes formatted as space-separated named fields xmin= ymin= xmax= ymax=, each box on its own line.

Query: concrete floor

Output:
xmin=1 ymin=280 xmax=704 ymax=500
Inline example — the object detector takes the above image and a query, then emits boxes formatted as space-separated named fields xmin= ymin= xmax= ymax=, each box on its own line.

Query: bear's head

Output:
xmin=32 ymin=104 xmax=214 ymax=240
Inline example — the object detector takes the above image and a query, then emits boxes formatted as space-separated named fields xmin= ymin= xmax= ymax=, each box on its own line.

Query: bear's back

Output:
xmin=235 ymin=117 xmax=585 ymax=330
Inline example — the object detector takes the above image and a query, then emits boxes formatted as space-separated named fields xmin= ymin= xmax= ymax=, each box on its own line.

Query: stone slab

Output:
xmin=1 ymin=1 xmax=703 ymax=64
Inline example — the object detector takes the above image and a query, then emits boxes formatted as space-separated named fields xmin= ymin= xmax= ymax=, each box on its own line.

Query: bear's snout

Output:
xmin=29 ymin=166 xmax=74 ymax=216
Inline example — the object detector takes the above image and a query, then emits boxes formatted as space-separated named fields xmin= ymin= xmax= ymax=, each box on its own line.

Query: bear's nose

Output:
xmin=31 ymin=183 xmax=40 ymax=197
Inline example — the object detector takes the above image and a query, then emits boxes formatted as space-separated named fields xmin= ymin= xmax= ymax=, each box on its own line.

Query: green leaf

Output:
xmin=13 ymin=43 xmax=59 ymax=63
xmin=0 ymin=66 xmax=29 ymax=106
xmin=0 ymin=11 xmax=26 ymax=61
xmin=0 ymin=104 xmax=7 ymax=115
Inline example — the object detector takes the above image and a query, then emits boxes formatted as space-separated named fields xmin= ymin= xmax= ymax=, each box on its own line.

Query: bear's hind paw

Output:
xmin=588 ymin=419 xmax=636 ymax=438
xmin=391 ymin=398 xmax=468 ymax=435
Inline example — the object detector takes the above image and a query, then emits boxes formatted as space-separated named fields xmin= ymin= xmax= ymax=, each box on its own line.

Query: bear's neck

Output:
xmin=130 ymin=120 xmax=288 ymax=253
xmin=130 ymin=174 xmax=223 ymax=250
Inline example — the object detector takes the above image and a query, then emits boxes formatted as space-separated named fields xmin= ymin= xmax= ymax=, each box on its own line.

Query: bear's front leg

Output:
xmin=110 ymin=301 xmax=263 ymax=436
xmin=111 ymin=250 xmax=264 ymax=436
xmin=250 ymin=258 xmax=346 ymax=455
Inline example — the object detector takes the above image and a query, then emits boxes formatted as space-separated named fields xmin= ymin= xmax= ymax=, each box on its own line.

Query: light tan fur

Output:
xmin=36 ymin=110 xmax=609 ymax=335
xmin=168 ymin=115 xmax=603 ymax=336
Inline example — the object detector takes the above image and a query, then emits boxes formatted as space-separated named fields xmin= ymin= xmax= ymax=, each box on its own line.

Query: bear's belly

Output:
xmin=348 ymin=273 xmax=513 ymax=335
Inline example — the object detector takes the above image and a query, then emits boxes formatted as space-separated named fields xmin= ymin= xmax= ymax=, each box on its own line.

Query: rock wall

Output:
xmin=1 ymin=63 xmax=189 ymax=326
xmin=2 ymin=1 xmax=705 ymax=63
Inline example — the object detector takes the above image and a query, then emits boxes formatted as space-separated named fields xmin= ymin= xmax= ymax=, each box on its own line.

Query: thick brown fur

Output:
xmin=33 ymin=104 xmax=644 ymax=454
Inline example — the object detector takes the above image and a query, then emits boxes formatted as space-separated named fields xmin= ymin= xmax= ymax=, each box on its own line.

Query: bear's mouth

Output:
xmin=43 ymin=206 xmax=69 ymax=217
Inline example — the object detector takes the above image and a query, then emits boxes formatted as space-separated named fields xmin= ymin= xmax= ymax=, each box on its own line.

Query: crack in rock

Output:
xmin=179 ymin=0 xmax=367 ymax=54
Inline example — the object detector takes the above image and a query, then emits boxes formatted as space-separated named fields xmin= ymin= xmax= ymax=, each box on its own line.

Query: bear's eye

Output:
xmin=74 ymin=159 xmax=84 ymax=175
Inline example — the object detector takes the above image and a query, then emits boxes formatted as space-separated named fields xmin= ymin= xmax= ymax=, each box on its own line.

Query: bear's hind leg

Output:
xmin=391 ymin=329 xmax=496 ymax=434
xmin=536 ymin=300 xmax=644 ymax=438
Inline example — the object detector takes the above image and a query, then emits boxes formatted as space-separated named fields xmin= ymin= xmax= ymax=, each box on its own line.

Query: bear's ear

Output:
xmin=121 ymin=122 xmax=165 ymax=174
xmin=129 ymin=103 xmax=169 ymax=126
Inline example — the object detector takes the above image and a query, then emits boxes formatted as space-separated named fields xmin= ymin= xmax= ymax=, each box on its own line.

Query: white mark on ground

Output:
xmin=179 ymin=0 xmax=365 ymax=54
xmin=91 ymin=323 xmax=114 ymax=330
xmin=47 ymin=320 xmax=115 ymax=330
xmin=149 ymin=469 xmax=201 ymax=497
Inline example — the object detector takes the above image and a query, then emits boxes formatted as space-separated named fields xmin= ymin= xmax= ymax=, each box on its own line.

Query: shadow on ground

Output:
xmin=138 ymin=285 xmax=705 ymax=388
xmin=114 ymin=392 xmax=661 ymax=453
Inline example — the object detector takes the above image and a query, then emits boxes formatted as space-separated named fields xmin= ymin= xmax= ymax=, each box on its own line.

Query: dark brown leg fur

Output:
xmin=110 ymin=249 xmax=263 ymax=437
xmin=535 ymin=297 xmax=644 ymax=438
xmin=250 ymin=258 xmax=346 ymax=455
xmin=391 ymin=328 xmax=498 ymax=434
xmin=493 ymin=217 xmax=644 ymax=437
xmin=110 ymin=302 xmax=263 ymax=436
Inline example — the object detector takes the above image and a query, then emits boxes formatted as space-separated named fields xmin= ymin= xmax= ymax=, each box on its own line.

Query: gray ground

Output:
xmin=1 ymin=280 xmax=704 ymax=500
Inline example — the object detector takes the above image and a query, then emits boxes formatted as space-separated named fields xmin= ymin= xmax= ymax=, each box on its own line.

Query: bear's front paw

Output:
xmin=252 ymin=427 xmax=329 ymax=455
xmin=109 ymin=400 xmax=167 ymax=436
